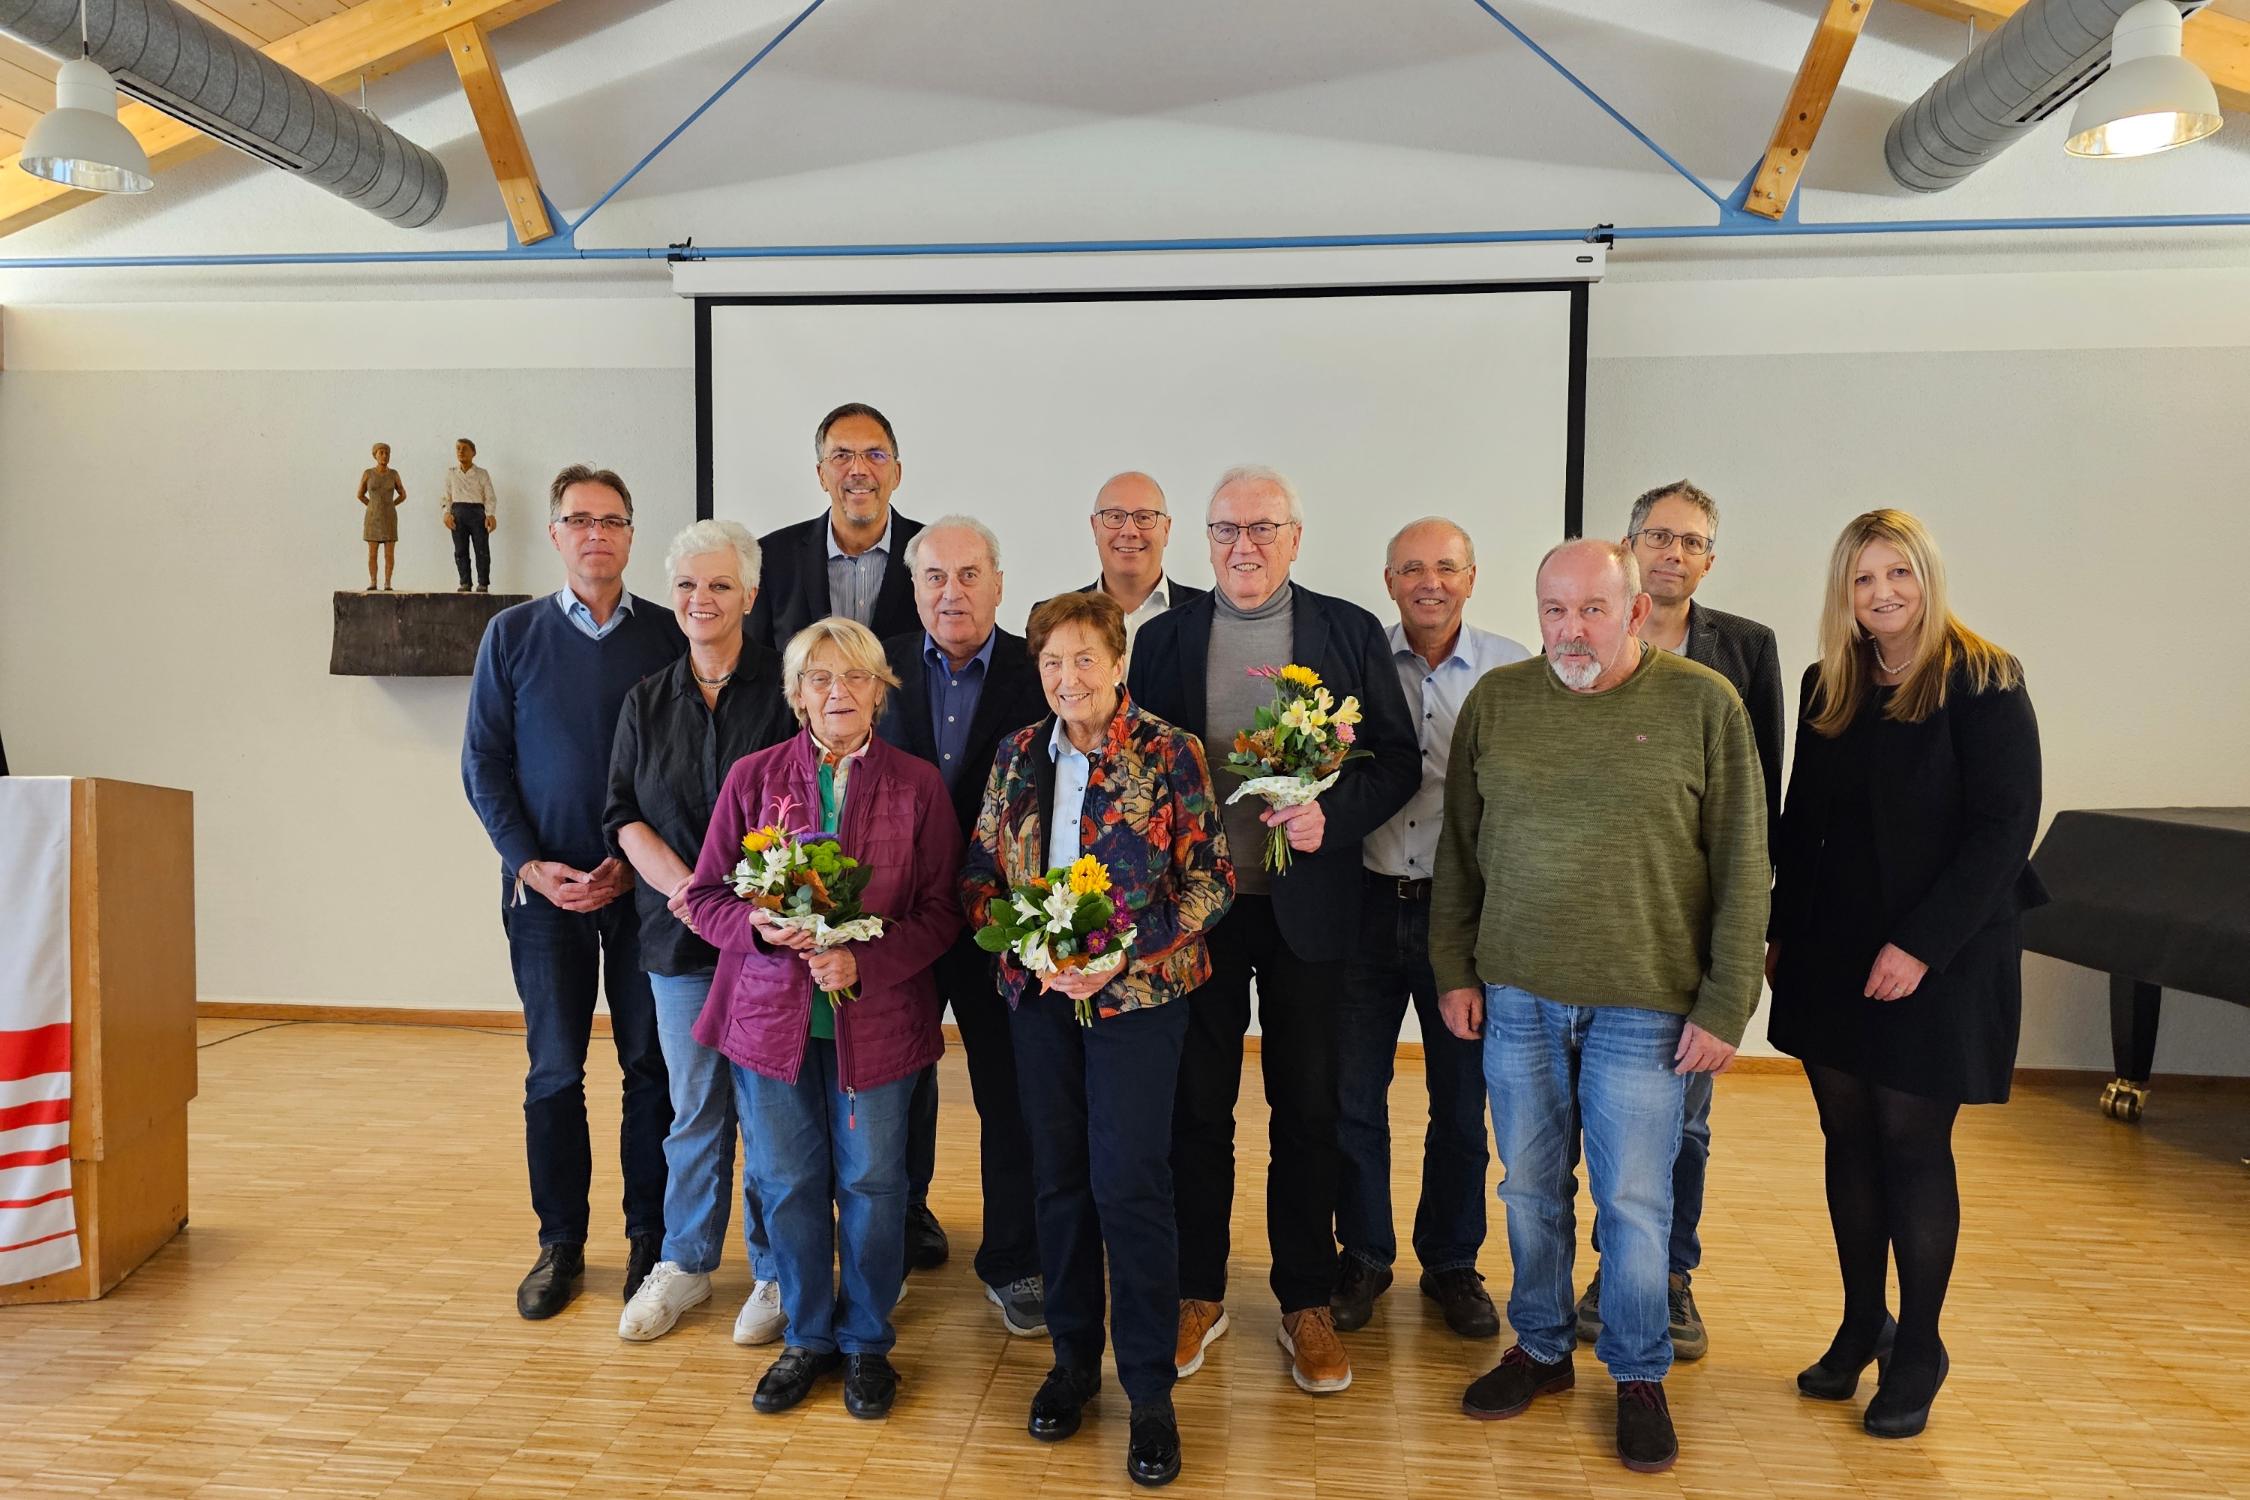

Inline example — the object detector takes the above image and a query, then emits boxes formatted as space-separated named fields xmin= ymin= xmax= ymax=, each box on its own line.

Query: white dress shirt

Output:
xmin=1361 ymin=620 xmax=1532 ymax=881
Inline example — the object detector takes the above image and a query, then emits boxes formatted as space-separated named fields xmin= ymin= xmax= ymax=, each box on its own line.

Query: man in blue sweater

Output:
xmin=463 ymin=464 xmax=687 ymax=1320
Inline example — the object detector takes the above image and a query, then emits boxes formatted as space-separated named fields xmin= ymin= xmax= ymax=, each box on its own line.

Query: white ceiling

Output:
xmin=3 ymin=0 xmax=2246 ymax=299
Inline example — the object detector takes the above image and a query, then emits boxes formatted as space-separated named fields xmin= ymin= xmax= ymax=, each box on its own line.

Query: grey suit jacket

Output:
xmin=1682 ymin=600 xmax=1785 ymax=843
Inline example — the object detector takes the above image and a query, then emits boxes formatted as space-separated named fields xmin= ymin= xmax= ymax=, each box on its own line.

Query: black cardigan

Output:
xmin=1770 ymin=661 xmax=2047 ymax=972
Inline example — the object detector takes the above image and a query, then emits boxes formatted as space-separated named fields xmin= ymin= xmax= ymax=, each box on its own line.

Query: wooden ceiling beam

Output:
xmin=445 ymin=19 xmax=552 ymax=245
xmin=1743 ymin=0 xmax=1875 ymax=220
xmin=0 ymin=0 xmax=566 ymax=241
xmin=1889 ymin=0 xmax=2250 ymax=113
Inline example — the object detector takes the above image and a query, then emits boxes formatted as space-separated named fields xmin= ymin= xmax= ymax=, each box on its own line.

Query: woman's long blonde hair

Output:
xmin=1808 ymin=509 xmax=2020 ymax=738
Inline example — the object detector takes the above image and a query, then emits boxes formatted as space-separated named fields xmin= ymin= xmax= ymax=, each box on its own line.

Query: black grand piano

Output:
xmin=2022 ymin=808 xmax=2250 ymax=1122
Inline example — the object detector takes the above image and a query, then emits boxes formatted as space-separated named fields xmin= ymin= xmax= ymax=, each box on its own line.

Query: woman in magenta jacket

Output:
xmin=682 ymin=617 xmax=963 ymax=1422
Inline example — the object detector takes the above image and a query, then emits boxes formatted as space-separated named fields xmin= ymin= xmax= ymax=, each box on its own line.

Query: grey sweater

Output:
xmin=1206 ymin=583 xmax=1295 ymax=896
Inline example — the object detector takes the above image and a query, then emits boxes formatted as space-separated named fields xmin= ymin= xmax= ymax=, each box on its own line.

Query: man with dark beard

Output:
xmin=1430 ymin=538 xmax=1766 ymax=1475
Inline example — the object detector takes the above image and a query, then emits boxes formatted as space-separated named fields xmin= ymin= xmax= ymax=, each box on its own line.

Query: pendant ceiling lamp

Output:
xmin=16 ymin=0 xmax=154 ymax=193
xmin=2065 ymin=0 xmax=2224 ymax=159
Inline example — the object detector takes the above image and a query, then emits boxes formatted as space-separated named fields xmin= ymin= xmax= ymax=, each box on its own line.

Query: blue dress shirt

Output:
xmin=1047 ymin=716 xmax=1094 ymax=869
xmin=923 ymin=628 xmax=997 ymax=791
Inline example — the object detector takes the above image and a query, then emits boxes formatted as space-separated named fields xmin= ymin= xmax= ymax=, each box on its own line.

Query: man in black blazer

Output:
xmin=1079 ymin=470 xmax=1207 ymax=650
xmin=876 ymin=516 xmax=1051 ymax=1336
xmin=1572 ymin=479 xmax=1787 ymax=1364
xmin=745 ymin=402 xmax=924 ymax=652
xmin=1125 ymin=466 xmax=1418 ymax=1396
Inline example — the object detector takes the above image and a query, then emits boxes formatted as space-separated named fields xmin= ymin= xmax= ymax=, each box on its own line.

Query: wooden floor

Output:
xmin=3 ymin=1021 xmax=2247 ymax=1499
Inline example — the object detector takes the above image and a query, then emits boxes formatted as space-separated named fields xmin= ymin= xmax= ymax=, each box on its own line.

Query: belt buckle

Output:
xmin=1396 ymin=877 xmax=1425 ymax=902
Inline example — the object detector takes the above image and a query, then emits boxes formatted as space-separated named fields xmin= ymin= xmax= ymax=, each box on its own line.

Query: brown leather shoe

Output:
xmin=1278 ymin=1306 xmax=1353 ymax=1393
xmin=1175 ymin=1299 xmax=1228 ymax=1378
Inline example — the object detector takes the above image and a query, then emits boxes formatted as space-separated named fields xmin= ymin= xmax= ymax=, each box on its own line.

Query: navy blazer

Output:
xmin=745 ymin=509 xmax=925 ymax=654
xmin=877 ymin=626 xmax=1050 ymax=841
xmin=1125 ymin=583 xmax=1419 ymax=963
xmin=1681 ymin=600 xmax=1786 ymax=843
xmin=1076 ymin=577 xmax=1209 ymax=611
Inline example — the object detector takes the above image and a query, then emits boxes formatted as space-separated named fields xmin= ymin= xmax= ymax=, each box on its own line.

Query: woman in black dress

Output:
xmin=1766 ymin=508 xmax=2044 ymax=1440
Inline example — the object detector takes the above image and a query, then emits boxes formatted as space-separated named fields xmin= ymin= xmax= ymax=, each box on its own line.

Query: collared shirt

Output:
xmin=1362 ymin=620 xmax=1532 ymax=881
xmin=922 ymin=629 xmax=996 ymax=791
xmin=1112 ymin=574 xmax=1177 ymax=654
xmin=554 ymin=587 xmax=636 ymax=642
xmin=825 ymin=514 xmax=894 ymax=628
xmin=1047 ymin=716 xmax=1094 ymax=868
xmin=442 ymin=463 xmax=497 ymax=515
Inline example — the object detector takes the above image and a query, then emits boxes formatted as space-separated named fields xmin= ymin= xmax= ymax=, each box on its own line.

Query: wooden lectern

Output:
xmin=0 ymin=780 xmax=196 ymax=1305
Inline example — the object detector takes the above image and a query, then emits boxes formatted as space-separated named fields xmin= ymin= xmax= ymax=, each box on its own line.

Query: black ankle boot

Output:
xmin=1797 ymin=1314 xmax=1897 ymax=1401
xmin=1864 ymin=1341 xmax=1948 ymax=1439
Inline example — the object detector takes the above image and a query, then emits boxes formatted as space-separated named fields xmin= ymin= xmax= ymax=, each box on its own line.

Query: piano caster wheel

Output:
xmin=2099 ymin=1079 xmax=2147 ymax=1123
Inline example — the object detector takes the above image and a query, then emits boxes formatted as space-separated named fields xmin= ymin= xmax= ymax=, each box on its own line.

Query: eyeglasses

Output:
xmin=802 ymin=669 xmax=878 ymax=694
xmin=557 ymin=514 xmax=632 ymax=533
xmin=1629 ymin=527 xmax=1713 ymax=557
xmin=822 ymin=446 xmax=894 ymax=469
xmin=1095 ymin=507 xmax=1169 ymax=531
xmin=1390 ymin=561 xmax=1468 ymax=581
xmin=1206 ymin=519 xmax=1297 ymax=546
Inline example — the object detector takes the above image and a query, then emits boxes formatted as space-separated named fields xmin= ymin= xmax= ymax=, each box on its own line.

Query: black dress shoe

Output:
xmin=1330 ymin=1255 xmax=1392 ymax=1333
xmin=904 ymin=1203 xmax=950 ymax=1271
xmin=516 ymin=1243 xmax=584 ymax=1320
xmin=1420 ymin=1267 xmax=1501 ymax=1338
xmin=1126 ymin=1401 xmax=1181 ymax=1487
xmin=1027 ymin=1364 xmax=1102 ymax=1442
xmin=1797 ymin=1315 xmax=1897 ymax=1401
xmin=622 ymin=1232 xmax=662 ymax=1301
xmin=752 ymin=1346 xmax=843 ymax=1413
xmin=842 ymin=1353 xmax=899 ymax=1418
xmin=1462 ymin=1345 xmax=1574 ymax=1419
xmin=1864 ymin=1341 xmax=1948 ymax=1439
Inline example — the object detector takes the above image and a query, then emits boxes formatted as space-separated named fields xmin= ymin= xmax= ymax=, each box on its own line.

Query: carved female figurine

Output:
xmin=358 ymin=442 xmax=407 ymax=591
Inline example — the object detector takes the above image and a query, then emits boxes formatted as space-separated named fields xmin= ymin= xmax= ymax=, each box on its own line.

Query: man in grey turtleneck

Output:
xmin=1126 ymin=466 xmax=1421 ymax=1402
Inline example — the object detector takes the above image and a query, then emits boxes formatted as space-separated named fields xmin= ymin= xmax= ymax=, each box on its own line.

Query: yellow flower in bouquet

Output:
xmin=1279 ymin=664 xmax=1323 ymax=691
xmin=1068 ymin=854 xmax=1111 ymax=897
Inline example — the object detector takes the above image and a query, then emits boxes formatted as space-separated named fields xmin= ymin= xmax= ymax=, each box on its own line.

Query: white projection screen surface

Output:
xmin=699 ymin=286 xmax=1584 ymax=642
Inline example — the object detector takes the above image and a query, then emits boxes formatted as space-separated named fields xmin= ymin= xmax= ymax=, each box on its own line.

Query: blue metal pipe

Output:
xmin=566 ymin=0 xmax=829 ymax=235
xmin=1464 ymin=0 xmax=1729 ymax=211
xmin=4 ymin=213 xmax=2249 ymax=271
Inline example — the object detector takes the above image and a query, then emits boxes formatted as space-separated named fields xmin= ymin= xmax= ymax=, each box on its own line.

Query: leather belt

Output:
xmin=1366 ymin=872 xmax=1432 ymax=901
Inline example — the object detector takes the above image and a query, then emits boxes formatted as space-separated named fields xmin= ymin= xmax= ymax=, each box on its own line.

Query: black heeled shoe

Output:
xmin=1864 ymin=1342 xmax=1948 ymax=1439
xmin=1795 ymin=1315 xmax=1896 ymax=1401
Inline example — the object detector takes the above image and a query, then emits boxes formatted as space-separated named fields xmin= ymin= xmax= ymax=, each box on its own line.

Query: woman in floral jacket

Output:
xmin=962 ymin=590 xmax=1232 ymax=1489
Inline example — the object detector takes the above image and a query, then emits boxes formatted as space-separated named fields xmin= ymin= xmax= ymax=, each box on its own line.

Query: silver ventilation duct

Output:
xmin=1 ymin=0 xmax=446 ymax=225
xmin=1885 ymin=0 xmax=2207 ymax=191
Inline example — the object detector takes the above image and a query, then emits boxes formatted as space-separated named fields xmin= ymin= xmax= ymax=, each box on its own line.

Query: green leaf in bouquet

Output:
xmin=1080 ymin=893 xmax=1115 ymax=930
xmin=973 ymin=924 xmax=1018 ymax=953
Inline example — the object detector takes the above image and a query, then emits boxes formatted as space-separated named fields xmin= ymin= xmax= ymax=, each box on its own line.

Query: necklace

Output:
xmin=692 ymin=664 xmax=735 ymax=687
xmin=1873 ymin=646 xmax=1911 ymax=677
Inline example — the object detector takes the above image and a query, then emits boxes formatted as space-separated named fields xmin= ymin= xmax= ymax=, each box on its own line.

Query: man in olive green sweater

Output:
xmin=1432 ymin=539 xmax=1766 ymax=1476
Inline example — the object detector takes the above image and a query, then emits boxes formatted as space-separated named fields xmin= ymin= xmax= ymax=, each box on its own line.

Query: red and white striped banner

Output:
xmin=0 ymin=777 xmax=78 ymax=1286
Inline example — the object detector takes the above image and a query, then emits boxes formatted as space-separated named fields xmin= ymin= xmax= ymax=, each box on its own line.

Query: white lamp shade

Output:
xmin=18 ymin=57 xmax=154 ymax=193
xmin=2065 ymin=0 xmax=2224 ymax=159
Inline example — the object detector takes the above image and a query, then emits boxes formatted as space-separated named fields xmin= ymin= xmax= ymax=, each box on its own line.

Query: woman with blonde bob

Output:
xmin=682 ymin=617 xmax=963 ymax=1422
xmin=1765 ymin=509 xmax=2046 ymax=1441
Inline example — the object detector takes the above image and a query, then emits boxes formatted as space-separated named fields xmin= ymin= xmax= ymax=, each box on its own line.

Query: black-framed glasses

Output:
xmin=1629 ymin=526 xmax=1713 ymax=557
xmin=1095 ymin=507 xmax=1169 ymax=531
xmin=822 ymin=446 xmax=894 ymax=468
xmin=1206 ymin=519 xmax=1297 ymax=546
xmin=557 ymin=514 xmax=632 ymax=533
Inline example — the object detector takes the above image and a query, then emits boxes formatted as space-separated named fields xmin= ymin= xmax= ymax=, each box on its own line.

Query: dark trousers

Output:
xmin=1012 ymin=992 xmax=1189 ymax=1405
xmin=1335 ymin=876 xmax=1489 ymax=1274
xmin=451 ymin=503 xmax=490 ymax=587
xmin=905 ymin=939 xmax=1040 ymax=1287
xmin=1171 ymin=894 xmax=1339 ymax=1313
xmin=501 ymin=885 xmax=668 ymax=1247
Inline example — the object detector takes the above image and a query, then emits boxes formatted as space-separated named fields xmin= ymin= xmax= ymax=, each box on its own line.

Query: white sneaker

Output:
xmin=733 ymin=1278 xmax=787 ymax=1346
xmin=618 ymin=1261 xmax=710 ymax=1342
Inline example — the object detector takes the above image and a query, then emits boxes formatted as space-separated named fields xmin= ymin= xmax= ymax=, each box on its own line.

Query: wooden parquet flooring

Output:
xmin=2 ymin=1019 xmax=2246 ymax=1499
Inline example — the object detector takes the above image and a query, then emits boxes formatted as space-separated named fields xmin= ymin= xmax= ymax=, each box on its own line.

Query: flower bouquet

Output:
xmin=972 ymin=854 xmax=1138 ymax=1025
xmin=1222 ymin=663 xmax=1369 ymax=873
xmin=729 ymin=797 xmax=886 ymax=1004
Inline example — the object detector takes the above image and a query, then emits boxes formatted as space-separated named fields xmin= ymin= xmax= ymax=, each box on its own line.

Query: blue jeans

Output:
xmin=501 ymin=886 xmax=668 ymax=1248
xmin=735 ymin=1041 xmax=913 ymax=1356
xmin=648 ymin=971 xmax=773 ymax=1279
xmin=1484 ymin=985 xmax=1684 ymax=1383
xmin=1335 ymin=880 xmax=1488 ymax=1274
xmin=1584 ymin=1067 xmax=1713 ymax=1280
